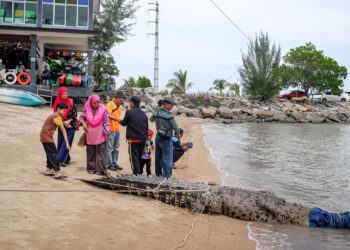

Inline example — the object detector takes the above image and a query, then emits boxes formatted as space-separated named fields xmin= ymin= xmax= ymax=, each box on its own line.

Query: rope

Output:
xmin=169 ymin=183 xmax=210 ymax=250
xmin=170 ymin=218 xmax=196 ymax=250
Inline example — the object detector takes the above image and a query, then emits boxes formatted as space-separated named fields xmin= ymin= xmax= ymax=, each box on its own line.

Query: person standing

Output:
xmin=106 ymin=91 xmax=125 ymax=171
xmin=40 ymin=102 xmax=70 ymax=179
xmin=120 ymin=96 xmax=148 ymax=175
xmin=140 ymin=129 xmax=154 ymax=176
xmin=151 ymin=97 xmax=180 ymax=179
xmin=53 ymin=87 xmax=77 ymax=167
xmin=79 ymin=95 xmax=111 ymax=177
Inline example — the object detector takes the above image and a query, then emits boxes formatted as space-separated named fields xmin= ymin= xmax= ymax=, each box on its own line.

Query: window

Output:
xmin=42 ymin=4 xmax=53 ymax=24
xmin=14 ymin=2 xmax=24 ymax=23
xmin=0 ymin=1 xmax=13 ymax=23
xmin=25 ymin=2 xmax=36 ymax=24
xmin=66 ymin=5 xmax=76 ymax=26
xmin=77 ymin=6 xmax=86 ymax=26
xmin=54 ymin=4 xmax=64 ymax=25
xmin=0 ymin=0 xmax=37 ymax=24
xmin=41 ymin=0 xmax=88 ymax=27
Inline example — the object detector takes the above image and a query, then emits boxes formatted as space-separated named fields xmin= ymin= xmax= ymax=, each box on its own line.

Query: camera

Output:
xmin=188 ymin=142 xmax=193 ymax=148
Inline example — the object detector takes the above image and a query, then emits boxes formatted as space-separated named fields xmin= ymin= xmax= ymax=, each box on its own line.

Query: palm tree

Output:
xmin=166 ymin=70 xmax=193 ymax=94
xmin=121 ymin=77 xmax=137 ymax=88
xmin=210 ymin=79 xmax=228 ymax=95
xmin=228 ymin=83 xmax=241 ymax=97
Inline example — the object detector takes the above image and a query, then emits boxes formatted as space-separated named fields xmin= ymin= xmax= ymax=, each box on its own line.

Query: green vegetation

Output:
xmin=93 ymin=0 xmax=138 ymax=90
xmin=93 ymin=53 xmax=119 ymax=90
xmin=280 ymin=43 xmax=348 ymax=96
xmin=228 ymin=83 xmax=240 ymax=97
xmin=121 ymin=76 xmax=152 ymax=89
xmin=239 ymin=32 xmax=281 ymax=100
xmin=210 ymin=79 xmax=229 ymax=95
xmin=208 ymin=100 xmax=221 ymax=108
xmin=166 ymin=70 xmax=194 ymax=94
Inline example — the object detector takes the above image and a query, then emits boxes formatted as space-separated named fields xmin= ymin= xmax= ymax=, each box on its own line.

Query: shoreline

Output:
xmin=0 ymin=103 xmax=255 ymax=250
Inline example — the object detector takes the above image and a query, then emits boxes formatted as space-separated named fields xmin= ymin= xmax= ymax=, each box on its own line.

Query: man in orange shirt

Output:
xmin=106 ymin=91 xmax=125 ymax=171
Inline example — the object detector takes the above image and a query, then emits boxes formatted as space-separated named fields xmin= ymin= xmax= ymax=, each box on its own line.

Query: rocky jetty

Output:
xmin=101 ymin=88 xmax=350 ymax=124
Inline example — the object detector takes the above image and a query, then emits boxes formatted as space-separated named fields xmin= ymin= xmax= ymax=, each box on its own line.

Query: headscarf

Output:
xmin=53 ymin=87 xmax=72 ymax=120
xmin=84 ymin=95 xmax=107 ymax=127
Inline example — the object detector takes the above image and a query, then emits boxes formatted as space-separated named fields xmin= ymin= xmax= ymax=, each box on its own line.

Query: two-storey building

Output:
xmin=0 ymin=0 xmax=99 ymax=97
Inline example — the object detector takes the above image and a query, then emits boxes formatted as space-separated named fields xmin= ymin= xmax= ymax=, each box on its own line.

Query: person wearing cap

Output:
xmin=105 ymin=91 xmax=125 ymax=171
xmin=150 ymin=96 xmax=180 ymax=179
xmin=120 ymin=96 xmax=149 ymax=175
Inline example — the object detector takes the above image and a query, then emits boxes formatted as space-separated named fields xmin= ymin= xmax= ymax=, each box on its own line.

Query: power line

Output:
xmin=208 ymin=0 xmax=249 ymax=40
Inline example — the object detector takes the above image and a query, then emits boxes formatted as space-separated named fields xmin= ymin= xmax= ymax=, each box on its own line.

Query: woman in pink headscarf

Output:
xmin=79 ymin=95 xmax=111 ymax=176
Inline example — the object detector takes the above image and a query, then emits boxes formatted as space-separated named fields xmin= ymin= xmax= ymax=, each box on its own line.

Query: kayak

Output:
xmin=0 ymin=88 xmax=47 ymax=107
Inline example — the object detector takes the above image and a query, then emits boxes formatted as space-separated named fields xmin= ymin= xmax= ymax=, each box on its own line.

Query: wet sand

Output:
xmin=0 ymin=102 xmax=255 ymax=250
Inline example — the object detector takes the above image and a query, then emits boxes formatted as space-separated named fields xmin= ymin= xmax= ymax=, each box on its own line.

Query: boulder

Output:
xmin=327 ymin=114 xmax=341 ymax=123
xmin=219 ymin=107 xmax=233 ymax=119
xmin=305 ymin=112 xmax=324 ymax=123
xmin=291 ymin=111 xmax=305 ymax=122
xmin=256 ymin=110 xmax=274 ymax=119
xmin=232 ymin=109 xmax=242 ymax=116
xmin=202 ymin=108 xmax=217 ymax=119
xmin=272 ymin=111 xmax=289 ymax=122
xmin=240 ymin=107 xmax=253 ymax=115
xmin=177 ymin=105 xmax=189 ymax=115
xmin=294 ymin=104 xmax=308 ymax=112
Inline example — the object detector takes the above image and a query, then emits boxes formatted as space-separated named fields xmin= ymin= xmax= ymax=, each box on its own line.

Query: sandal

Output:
xmin=54 ymin=174 xmax=68 ymax=180
xmin=102 ymin=171 xmax=112 ymax=178
xmin=40 ymin=171 xmax=54 ymax=176
xmin=88 ymin=171 xmax=96 ymax=174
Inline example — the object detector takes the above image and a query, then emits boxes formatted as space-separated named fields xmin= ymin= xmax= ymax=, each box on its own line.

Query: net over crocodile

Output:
xmin=80 ymin=175 xmax=350 ymax=229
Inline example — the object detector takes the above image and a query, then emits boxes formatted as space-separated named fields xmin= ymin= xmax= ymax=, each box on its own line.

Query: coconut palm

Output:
xmin=228 ymin=83 xmax=241 ymax=97
xmin=121 ymin=76 xmax=137 ymax=88
xmin=166 ymin=70 xmax=193 ymax=94
xmin=210 ymin=79 xmax=229 ymax=95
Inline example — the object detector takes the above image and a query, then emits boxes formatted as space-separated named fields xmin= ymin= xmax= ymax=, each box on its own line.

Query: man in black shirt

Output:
xmin=120 ymin=96 xmax=148 ymax=175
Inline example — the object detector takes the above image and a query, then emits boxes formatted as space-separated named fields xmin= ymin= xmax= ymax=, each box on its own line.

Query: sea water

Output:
xmin=202 ymin=123 xmax=350 ymax=250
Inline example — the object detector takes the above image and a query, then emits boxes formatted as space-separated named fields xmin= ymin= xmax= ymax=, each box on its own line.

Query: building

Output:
xmin=0 ymin=0 xmax=100 ymax=97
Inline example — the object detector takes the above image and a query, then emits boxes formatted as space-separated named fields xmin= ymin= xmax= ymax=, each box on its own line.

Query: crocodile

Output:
xmin=81 ymin=175 xmax=350 ymax=229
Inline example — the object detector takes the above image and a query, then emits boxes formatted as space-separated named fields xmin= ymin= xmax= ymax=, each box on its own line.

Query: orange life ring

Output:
xmin=17 ymin=72 xmax=31 ymax=85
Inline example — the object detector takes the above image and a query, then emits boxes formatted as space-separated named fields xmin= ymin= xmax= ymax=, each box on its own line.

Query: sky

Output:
xmin=111 ymin=0 xmax=350 ymax=93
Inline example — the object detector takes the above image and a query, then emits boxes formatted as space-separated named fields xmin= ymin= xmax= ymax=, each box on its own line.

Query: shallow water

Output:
xmin=202 ymin=123 xmax=350 ymax=250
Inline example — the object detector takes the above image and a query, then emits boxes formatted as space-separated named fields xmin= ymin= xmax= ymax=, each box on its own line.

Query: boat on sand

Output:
xmin=0 ymin=88 xmax=46 ymax=107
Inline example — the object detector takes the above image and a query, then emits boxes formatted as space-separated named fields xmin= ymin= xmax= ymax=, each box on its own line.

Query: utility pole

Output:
xmin=148 ymin=1 xmax=159 ymax=93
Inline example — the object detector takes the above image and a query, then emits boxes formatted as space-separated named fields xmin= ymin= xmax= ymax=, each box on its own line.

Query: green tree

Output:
xmin=228 ymin=83 xmax=241 ymax=97
xmin=239 ymin=32 xmax=281 ymax=100
xmin=94 ymin=0 xmax=138 ymax=53
xmin=210 ymin=79 xmax=228 ymax=95
xmin=280 ymin=43 xmax=348 ymax=96
xmin=137 ymin=76 xmax=152 ymax=88
xmin=166 ymin=70 xmax=194 ymax=94
xmin=121 ymin=77 xmax=137 ymax=88
xmin=93 ymin=53 xmax=119 ymax=90
xmin=93 ymin=0 xmax=138 ymax=89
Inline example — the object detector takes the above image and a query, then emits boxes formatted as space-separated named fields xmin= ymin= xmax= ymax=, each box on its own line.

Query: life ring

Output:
xmin=4 ymin=72 xmax=17 ymax=85
xmin=17 ymin=72 xmax=31 ymax=85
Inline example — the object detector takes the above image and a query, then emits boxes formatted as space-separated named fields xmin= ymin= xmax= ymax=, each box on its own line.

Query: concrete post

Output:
xmin=87 ymin=37 xmax=94 ymax=86
xmin=37 ymin=0 xmax=42 ymax=28
xmin=30 ymin=34 xmax=37 ymax=89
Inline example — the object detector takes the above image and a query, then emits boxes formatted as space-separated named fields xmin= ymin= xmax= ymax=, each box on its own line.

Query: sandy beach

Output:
xmin=0 ymin=102 xmax=255 ymax=250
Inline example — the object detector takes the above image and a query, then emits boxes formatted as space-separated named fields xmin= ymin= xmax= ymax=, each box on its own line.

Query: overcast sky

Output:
xmin=111 ymin=0 xmax=350 ymax=93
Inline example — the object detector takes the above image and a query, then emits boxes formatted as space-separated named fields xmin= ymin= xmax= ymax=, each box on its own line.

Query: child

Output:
xmin=140 ymin=129 xmax=154 ymax=176
xmin=40 ymin=102 xmax=71 ymax=179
